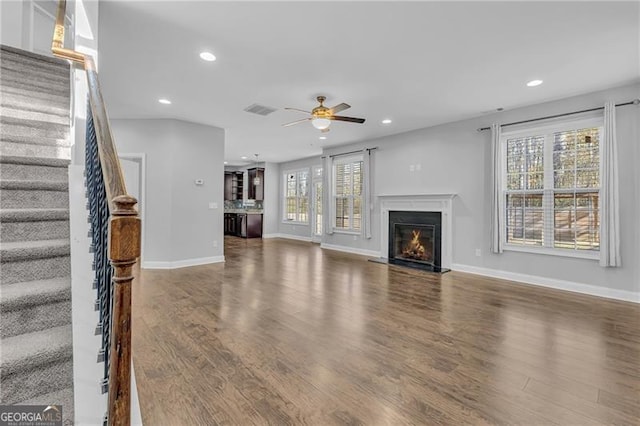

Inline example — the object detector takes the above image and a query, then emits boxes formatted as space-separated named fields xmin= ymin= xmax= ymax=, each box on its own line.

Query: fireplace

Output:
xmin=388 ymin=211 xmax=443 ymax=272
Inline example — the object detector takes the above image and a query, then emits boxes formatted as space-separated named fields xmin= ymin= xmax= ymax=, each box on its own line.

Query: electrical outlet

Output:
xmin=475 ymin=248 xmax=481 ymax=257
xmin=208 ymin=202 xmax=218 ymax=209
xmin=353 ymin=235 xmax=357 ymax=241
xmin=415 ymin=163 xmax=422 ymax=171
xmin=213 ymin=240 xmax=218 ymax=248
xmin=409 ymin=164 xmax=415 ymax=172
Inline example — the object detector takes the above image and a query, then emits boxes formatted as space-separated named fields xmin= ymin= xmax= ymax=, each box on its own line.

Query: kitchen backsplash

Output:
xmin=224 ymin=200 xmax=263 ymax=210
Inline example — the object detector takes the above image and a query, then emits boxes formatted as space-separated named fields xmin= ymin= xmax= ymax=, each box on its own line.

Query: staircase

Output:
xmin=0 ymin=45 xmax=74 ymax=422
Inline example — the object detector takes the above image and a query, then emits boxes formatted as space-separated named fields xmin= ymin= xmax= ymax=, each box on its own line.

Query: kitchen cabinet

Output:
xmin=224 ymin=172 xmax=244 ymax=201
xmin=223 ymin=212 xmax=262 ymax=238
xmin=247 ymin=167 xmax=264 ymax=201
xmin=246 ymin=213 xmax=263 ymax=238
xmin=224 ymin=213 xmax=237 ymax=235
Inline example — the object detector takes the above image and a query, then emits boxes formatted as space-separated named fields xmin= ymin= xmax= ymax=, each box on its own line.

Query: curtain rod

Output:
xmin=322 ymin=147 xmax=378 ymax=159
xmin=477 ymin=99 xmax=639 ymax=132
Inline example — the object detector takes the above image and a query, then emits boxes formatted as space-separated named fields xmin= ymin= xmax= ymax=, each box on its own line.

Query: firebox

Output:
xmin=388 ymin=211 xmax=443 ymax=272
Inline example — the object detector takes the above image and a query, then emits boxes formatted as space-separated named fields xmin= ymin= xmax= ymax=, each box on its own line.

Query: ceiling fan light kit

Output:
xmin=312 ymin=117 xmax=331 ymax=130
xmin=283 ymin=95 xmax=366 ymax=131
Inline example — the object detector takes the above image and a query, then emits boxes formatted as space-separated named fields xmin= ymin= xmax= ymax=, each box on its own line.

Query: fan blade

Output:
xmin=284 ymin=107 xmax=311 ymax=114
xmin=330 ymin=103 xmax=350 ymax=114
xmin=282 ymin=117 xmax=311 ymax=127
xmin=331 ymin=115 xmax=366 ymax=124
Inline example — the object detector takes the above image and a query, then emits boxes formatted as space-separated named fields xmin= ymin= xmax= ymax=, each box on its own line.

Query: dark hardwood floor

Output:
xmin=132 ymin=237 xmax=640 ymax=425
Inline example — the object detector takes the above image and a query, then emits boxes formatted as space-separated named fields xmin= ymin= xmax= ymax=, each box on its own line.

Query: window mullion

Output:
xmin=349 ymin=168 xmax=354 ymax=231
xmin=543 ymin=133 xmax=554 ymax=248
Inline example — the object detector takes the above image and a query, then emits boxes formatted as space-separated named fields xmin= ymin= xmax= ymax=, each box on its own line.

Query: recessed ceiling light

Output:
xmin=158 ymin=98 xmax=171 ymax=105
xmin=241 ymin=156 xmax=248 ymax=160
xmin=223 ymin=161 xmax=228 ymax=165
xmin=199 ymin=51 xmax=216 ymax=62
xmin=319 ymin=136 xmax=327 ymax=140
xmin=382 ymin=119 xmax=392 ymax=124
xmin=526 ymin=79 xmax=543 ymax=87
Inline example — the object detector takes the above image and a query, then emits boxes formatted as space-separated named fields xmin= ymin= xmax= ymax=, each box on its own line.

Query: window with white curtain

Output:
xmin=283 ymin=169 xmax=309 ymax=223
xmin=333 ymin=156 xmax=363 ymax=232
xmin=501 ymin=118 xmax=602 ymax=258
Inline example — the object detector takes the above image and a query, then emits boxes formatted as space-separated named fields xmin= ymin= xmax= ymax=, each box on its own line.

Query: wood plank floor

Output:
xmin=132 ymin=237 xmax=640 ymax=425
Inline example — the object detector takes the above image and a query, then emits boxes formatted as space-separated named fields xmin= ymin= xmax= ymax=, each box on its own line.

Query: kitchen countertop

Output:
xmin=224 ymin=209 xmax=263 ymax=214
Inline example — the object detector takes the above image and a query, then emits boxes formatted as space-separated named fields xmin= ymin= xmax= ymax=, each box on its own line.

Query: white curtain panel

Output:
xmin=600 ymin=101 xmax=621 ymax=267
xmin=362 ymin=149 xmax=372 ymax=239
xmin=490 ymin=123 xmax=504 ymax=254
xmin=323 ymin=155 xmax=334 ymax=235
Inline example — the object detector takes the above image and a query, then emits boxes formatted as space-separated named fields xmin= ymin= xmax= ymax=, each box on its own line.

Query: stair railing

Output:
xmin=52 ymin=1 xmax=140 ymax=425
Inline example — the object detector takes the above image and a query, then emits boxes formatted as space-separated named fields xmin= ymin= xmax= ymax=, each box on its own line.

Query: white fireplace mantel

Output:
xmin=378 ymin=194 xmax=456 ymax=268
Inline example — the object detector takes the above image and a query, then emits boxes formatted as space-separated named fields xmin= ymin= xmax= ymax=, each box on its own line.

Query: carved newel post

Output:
xmin=108 ymin=195 xmax=141 ymax=426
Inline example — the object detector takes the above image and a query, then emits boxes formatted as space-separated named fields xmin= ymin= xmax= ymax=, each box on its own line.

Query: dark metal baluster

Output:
xmin=85 ymin=104 xmax=114 ymax=388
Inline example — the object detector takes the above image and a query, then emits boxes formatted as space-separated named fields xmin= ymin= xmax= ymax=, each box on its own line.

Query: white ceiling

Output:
xmin=98 ymin=1 xmax=639 ymax=165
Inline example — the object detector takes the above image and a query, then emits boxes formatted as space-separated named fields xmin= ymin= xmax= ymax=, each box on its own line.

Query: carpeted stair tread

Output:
xmin=1 ymin=277 xmax=71 ymax=312
xmin=0 ymin=239 xmax=71 ymax=262
xmin=0 ymin=162 xmax=69 ymax=181
xmin=1 ymin=325 xmax=72 ymax=376
xmin=0 ymin=107 xmax=69 ymax=126
xmin=18 ymin=386 xmax=74 ymax=407
xmin=0 ymin=135 xmax=70 ymax=149
xmin=0 ymin=85 xmax=70 ymax=111
xmin=0 ymin=142 xmax=71 ymax=160
xmin=0 ymin=45 xmax=70 ymax=69
xmin=0 ymin=208 xmax=69 ymax=222
xmin=0 ymin=180 xmax=68 ymax=191
xmin=0 ymin=91 xmax=69 ymax=117
xmin=0 ymin=116 xmax=70 ymax=142
xmin=0 ymin=155 xmax=70 ymax=168
xmin=17 ymin=387 xmax=74 ymax=418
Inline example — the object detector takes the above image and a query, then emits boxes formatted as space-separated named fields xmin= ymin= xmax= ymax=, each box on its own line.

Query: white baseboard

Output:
xmin=143 ymin=256 xmax=225 ymax=269
xmin=452 ymin=263 xmax=640 ymax=303
xmin=320 ymin=243 xmax=381 ymax=258
xmin=263 ymin=233 xmax=313 ymax=242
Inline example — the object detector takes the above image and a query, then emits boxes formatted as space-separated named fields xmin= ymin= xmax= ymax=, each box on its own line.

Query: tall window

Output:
xmin=283 ymin=169 xmax=309 ymax=223
xmin=503 ymin=119 xmax=601 ymax=256
xmin=333 ymin=157 xmax=363 ymax=232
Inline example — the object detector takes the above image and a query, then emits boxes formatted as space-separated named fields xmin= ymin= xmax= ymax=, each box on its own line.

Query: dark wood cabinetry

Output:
xmin=247 ymin=168 xmax=264 ymax=201
xmin=246 ymin=214 xmax=263 ymax=238
xmin=223 ymin=213 xmax=262 ymax=238
xmin=224 ymin=213 xmax=237 ymax=235
xmin=224 ymin=172 xmax=244 ymax=201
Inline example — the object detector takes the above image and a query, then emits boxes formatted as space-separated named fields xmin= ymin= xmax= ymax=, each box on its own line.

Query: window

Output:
xmin=502 ymin=119 xmax=602 ymax=257
xmin=283 ymin=169 xmax=309 ymax=223
xmin=333 ymin=157 xmax=363 ymax=232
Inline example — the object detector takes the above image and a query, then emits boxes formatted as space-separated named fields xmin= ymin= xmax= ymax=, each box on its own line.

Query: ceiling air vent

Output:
xmin=244 ymin=103 xmax=278 ymax=116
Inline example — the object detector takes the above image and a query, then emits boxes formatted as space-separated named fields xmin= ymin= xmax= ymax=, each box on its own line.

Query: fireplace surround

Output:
xmin=378 ymin=194 xmax=455 ymax=271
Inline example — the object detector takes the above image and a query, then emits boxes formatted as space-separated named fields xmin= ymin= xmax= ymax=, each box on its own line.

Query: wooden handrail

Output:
xmin=52 ymin=1 xmax=140 ymax=425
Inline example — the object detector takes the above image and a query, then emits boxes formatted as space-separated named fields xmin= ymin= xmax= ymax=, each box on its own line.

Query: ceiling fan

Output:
xmin=282 ymin=96 xmax=365 ymax=132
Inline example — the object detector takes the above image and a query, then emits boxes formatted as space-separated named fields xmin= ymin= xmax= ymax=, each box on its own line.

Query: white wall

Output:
xmin=278 ymin=83 xmax=640 ymax=299
xmin=0 ymin=0 xmax=76 ymax=54
xmin=0 ymin=1 xmax=25 ymax=49
xmin=262 ymin=162 xmax=280 ymax=235
xmin=111 ymin=119 xmax=225 ymax=267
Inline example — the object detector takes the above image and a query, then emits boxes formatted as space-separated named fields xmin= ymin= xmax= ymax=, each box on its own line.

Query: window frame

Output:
xmin=500 ymin=117 xmax=603 ymax=260
xmin=282 ymin=168 xmax=310 ymax=225
xmin=332 ymin=154 xmax=364 ymax=234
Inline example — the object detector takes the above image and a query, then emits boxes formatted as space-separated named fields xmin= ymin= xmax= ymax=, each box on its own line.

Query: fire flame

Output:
xmin=402 ymin=230 xmax=427 ymax=260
